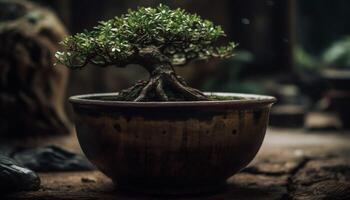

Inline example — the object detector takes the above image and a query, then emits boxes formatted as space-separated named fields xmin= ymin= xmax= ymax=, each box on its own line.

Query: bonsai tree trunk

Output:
xmin=134 ymin=62 xmax=208 ymax=101
xmin=119 ymin=46 xmax=209 ymax=102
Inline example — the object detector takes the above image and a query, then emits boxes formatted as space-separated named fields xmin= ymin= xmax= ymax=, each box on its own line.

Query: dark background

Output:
xmin=30 ymin=0 xmax=350 ymax=103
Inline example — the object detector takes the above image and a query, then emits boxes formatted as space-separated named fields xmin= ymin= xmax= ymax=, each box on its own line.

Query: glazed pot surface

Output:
xmin=70 ymin=92 xmax=276 ymax=195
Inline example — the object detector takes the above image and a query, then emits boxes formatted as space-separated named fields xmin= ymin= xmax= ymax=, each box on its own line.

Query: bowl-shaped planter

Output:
xmin=70 ymin=92 xmax=276 ymax=195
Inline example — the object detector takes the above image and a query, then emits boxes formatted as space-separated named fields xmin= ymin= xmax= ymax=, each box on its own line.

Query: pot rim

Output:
xmin=69 ymin=92 xmax=276 ymax=108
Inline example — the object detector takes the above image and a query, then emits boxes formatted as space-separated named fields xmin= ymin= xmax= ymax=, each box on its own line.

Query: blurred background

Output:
xmin=2 ymin=0 xmax=350 ymax=132
xmin=1 ymin=1 xmax=350 ymax=198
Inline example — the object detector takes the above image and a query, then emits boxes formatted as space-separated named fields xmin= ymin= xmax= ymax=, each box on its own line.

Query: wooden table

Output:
xmin=5 ymin=128 xmax=350 ymax=200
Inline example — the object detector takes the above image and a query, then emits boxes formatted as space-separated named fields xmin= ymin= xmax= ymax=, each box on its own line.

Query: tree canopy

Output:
xmin=55 ymin=4 xmax=236 ymax=69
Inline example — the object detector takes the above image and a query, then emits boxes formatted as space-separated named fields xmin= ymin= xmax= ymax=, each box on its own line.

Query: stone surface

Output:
xmin=12 ymin=145 xmax=94 ymax=172
xmin=3 ymin=171 xmax=289 ymax=200
xmin=243 ymin=153 xmax=308 ymax=176
xmin=0 ymin=155 xmax=40 ymax=193
xmin=288 ymin=158 xmax=350 ymax=200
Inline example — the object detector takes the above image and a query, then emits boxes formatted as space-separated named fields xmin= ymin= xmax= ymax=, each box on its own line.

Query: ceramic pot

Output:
xmin=69 ymin=92 xmax=276 ymax=195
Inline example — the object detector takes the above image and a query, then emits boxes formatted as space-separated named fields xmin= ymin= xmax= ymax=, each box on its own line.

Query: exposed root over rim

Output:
xmin=118 ymin=72 xmax=208 ymax=102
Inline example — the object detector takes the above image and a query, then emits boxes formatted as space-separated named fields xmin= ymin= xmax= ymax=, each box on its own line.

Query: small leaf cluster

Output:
xmin=323 ymin=37 xmax=350 ymax=69
xmin=56 ymin=4 xmax=236 ymax=68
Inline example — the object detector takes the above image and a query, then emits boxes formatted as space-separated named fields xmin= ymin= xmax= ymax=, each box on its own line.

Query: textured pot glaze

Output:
xmin=70 ymin=92 xmax=276 ymax=195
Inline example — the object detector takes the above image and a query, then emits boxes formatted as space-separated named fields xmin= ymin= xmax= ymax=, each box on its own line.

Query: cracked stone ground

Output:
xmin=4 ymin=128 xmax=350 ymax=200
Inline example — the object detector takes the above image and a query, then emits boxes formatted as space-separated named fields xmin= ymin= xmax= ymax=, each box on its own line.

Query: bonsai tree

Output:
xmin=56 ymin=4 xmax=236 ymax=101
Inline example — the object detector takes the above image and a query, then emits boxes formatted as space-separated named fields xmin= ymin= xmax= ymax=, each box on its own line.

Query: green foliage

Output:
xmin=55 ymin=4 xmax=236 ymax=69
xmin=294 ymin=46 xmax=319 ymax=71
xmin=202 ymin=51 xmax=260 ymax=93
xmin=323 ymin=37 xmax=350 ymax=69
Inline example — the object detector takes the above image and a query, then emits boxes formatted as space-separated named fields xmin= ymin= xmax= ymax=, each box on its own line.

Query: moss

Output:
xmin=86 ymin=94 xmax=246 ymax=102
xmin=208 ymin=95 xmax=244 ymax=101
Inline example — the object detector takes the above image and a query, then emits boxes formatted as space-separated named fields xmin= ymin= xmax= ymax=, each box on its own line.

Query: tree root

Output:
xmin=118 ymin=72 xmax=209 ymax=102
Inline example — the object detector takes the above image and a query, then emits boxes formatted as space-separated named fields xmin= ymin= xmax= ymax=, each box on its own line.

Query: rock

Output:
xmin=0 ymin=155 xmax=40 ymax=193
xmin=12 ymin=145 xmax=94 ymax=172
xmin=0 ymin=0 xmax=71 ymax=137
